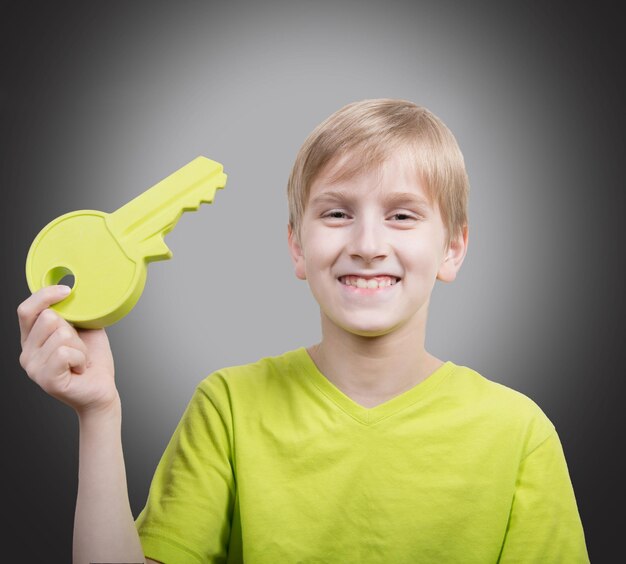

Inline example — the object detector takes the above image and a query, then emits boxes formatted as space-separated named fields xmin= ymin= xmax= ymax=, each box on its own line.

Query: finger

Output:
xmin=17 ymin=285 xmax=72 ymax=346
xmin=37 ymin=324 xmax=89 ymax=375
xmin=29 ymin=308 xmax=86 ymax=355
xmin=25 ymin=308 xmax=66 ymax=352
xmin=19 ymin=309 xmax=60 ymax=373
xmin=48 ymin=346 xmax=87 ymax=378
xmin=36 ymin=346 xmax=87 ymax=396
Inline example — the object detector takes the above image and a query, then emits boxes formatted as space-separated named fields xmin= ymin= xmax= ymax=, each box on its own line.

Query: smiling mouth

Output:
xmin=338 ymin=275 xmax=401 ymax=289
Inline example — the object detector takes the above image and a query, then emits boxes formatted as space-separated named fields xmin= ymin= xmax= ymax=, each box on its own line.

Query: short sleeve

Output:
xmin=135 ymin=380 xmax=236 ymax=564
xmin=499 ymin=430 xmax=589 ymax=563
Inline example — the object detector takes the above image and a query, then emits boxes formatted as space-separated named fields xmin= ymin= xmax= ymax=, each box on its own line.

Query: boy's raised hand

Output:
xmin=17 ymin=285 xmax=119 ymax=415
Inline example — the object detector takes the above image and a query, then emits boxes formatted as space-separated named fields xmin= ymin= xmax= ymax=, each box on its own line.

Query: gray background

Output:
xmin=2 ymin=0 xmax=623 ymax=560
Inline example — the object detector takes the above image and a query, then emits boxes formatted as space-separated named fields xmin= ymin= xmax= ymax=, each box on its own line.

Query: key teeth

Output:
xmin=171 ymin=183 xmax=224 ymax=220
xmin=187 ymin=180 xmax=225 ymax=208
xmin=141 ymin=236 xmax=173 ymax=262
xmin=145 ymin=182 xmax=224 ymax=246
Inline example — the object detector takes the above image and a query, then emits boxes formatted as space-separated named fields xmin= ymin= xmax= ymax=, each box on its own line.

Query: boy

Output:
xmin=17 ymin=99 xmax=588 ymax=563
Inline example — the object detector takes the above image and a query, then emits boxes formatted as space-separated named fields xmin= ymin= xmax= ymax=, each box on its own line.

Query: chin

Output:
xmin=339 ymin=321 xmax=401 ymax=338
xmin=321 ymin=309 xmax=414 ymax=339
xmin=351 ymin=329 xmax=395 ymax=338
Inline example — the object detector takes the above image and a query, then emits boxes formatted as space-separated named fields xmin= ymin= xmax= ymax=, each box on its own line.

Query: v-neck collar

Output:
xmin=293 ymin=347 xmax=455 ymax=425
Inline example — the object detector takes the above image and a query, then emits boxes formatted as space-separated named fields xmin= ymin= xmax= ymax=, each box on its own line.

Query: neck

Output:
xmin=308 ymin=310 xmax=444 ymax=408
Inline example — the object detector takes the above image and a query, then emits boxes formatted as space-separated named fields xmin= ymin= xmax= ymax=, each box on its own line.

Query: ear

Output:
xmin=437 ymin=224 xmax=469 ymax=282
xmin=287 ymin=224 xmax=307 ymax=280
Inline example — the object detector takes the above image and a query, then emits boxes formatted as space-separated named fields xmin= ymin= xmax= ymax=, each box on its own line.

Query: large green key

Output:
xmin=25 ymin=156 xmax=227 ymax=328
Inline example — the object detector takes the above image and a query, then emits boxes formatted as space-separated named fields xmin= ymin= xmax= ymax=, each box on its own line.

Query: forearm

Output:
xmin=73 ymin=398 xmax=145 ymax=564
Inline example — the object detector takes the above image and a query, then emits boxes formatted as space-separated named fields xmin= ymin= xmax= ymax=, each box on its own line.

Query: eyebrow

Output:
xmin=309 ymin=190 xmax=432 ymax=209
xmin=308 ymin=190 xmax=351 ymax=206
xmin=383 ymin=192 xmax=432 ymax=209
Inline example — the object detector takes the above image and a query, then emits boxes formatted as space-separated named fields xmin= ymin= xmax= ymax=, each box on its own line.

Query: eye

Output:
xmin=323 ymin=210 xmax=350 ymax=219
xmin=389 ymin=212 xmax=417 ymax=221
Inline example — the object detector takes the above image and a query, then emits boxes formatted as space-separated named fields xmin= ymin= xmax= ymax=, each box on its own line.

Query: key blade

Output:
xmin=106 ymin=156 xmax=226 ymax=260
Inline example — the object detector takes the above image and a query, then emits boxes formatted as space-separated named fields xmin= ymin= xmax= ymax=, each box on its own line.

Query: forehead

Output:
xmin=308 ymin=147 xmax=432 ymax=204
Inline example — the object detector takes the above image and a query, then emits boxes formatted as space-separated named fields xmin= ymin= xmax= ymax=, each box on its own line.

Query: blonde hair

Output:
xmin=287 ymin=98 xmax=469 ymax=249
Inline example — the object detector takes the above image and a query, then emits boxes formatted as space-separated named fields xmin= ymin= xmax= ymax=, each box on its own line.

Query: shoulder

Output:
xmin=447 ymin=362 xmax=548 ymax=415
xmin=445 ymin=362 xmax=556 ymax=455
xmin=193 ymin=347 xmax=307 ymax=405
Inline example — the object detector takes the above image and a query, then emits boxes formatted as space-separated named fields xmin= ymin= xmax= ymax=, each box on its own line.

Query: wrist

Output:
xmin=76 ymin=393 xmax=122 ymax=427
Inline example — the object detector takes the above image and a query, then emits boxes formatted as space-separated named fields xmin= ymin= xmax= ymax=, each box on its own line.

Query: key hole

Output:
xmin=45 ymin=266 xmax=75 ymax=291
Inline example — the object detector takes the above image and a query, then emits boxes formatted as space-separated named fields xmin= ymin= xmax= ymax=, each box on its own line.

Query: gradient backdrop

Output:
xmin=2 ymin=1 xmax=623 ymax=560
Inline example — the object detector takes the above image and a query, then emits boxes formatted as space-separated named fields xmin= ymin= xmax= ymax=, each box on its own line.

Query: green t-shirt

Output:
xmin=136 ymin=348 xmax=588 ymax=563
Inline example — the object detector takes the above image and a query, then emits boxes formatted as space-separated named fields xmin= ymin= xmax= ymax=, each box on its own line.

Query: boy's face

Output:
xmin=288 ymin=148 xmax=467 ymax=338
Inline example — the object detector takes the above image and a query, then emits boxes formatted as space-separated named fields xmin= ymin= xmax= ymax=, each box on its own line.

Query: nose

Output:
xmin=346 ymin=216 xmax=389 ymax=263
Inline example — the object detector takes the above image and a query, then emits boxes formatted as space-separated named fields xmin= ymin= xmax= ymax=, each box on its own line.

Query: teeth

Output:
xmin=340 ymin=276 xmax=398 ymax=289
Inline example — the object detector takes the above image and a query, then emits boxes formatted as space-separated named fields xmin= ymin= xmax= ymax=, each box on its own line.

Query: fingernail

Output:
xmin=58 ymin=285 xmax=72 ymax=295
